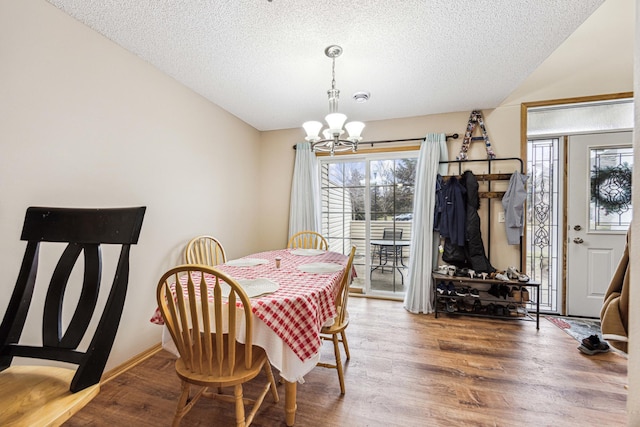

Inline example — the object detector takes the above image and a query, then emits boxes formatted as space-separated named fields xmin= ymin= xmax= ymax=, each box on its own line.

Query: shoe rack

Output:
xmin=432 ymin=272 xmax=540 ymax=329
xmin=434 ymin=157 xmax=539 ymax=328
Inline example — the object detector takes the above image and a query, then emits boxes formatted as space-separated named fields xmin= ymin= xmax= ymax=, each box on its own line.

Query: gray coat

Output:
xmin=502 ymin=170 xmax=528 ymax=245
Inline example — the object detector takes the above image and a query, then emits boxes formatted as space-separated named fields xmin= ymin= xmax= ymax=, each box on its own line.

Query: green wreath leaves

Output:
xmin=590 ymin=163 xmax=632 ymax=215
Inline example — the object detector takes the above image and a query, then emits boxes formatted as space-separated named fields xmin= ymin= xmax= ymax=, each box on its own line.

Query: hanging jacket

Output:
xmin=438 ymin=176 xmax=466 ymax=247
xmin=433 ymin=174 xmax=444 ymax=232
xmin=439 ymin=175 xmax=468 ymax=267
xmin=502 ymin=170 xmax=528 ymax=245
xmin=460 ymin=170 xmax=495 ymax=273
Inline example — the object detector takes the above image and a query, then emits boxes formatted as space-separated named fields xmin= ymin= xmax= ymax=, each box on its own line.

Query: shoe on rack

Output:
xmin=455 ymin=287 xmax=469 ymax=297
xmin=446 ymin=282 xmax=456 ymax=297
xmin=436 ymin=282 xmax=447 ymax=294
xmin=445 ymin=301 xmax=457 ymax=313
xmin=486 ymin=303 xmax=496 ymax=315
xmin=521 ymin=286 xmax=530 ymax=302
xmin=499 ymin=284 xmax=510 ymax=299
xmin=506 ymin=266 xmax=530 ymax=282
xmin=454 ymin=267 xmax=469 ymax=277
xmin=469 ymin=288 xmax=480 ymax=298
xmin=462 ymin=300 xmax=474 ymax=312
xmin=509 ymin=286 xmax=522 ymax=302
xmin=495 ymin=272 xmax=510 ymax=281
xmin=488 ymin=284 xmax=500 ymax=298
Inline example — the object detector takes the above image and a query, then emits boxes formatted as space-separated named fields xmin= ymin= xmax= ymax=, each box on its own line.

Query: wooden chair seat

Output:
xmin=321 ymin=308 xmax=349 ymax=335
xmin=174 ymin=342 xmax=268 ymax=387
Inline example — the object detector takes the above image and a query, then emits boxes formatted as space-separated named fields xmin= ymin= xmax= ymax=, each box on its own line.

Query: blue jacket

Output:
xmin=438 ymin=176 xmax=466 ymax=247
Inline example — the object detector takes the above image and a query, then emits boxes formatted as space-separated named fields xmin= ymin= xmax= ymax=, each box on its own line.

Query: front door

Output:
xmin=566 ymin=132 xmax=632 ymax=317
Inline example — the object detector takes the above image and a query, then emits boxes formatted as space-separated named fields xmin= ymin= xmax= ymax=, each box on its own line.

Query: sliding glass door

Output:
xmin=319 ymin=151 xmax=418 ymax=298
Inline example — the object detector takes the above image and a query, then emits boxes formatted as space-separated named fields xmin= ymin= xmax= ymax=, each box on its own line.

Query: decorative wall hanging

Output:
xmin=590 ymin=163 xmax=632 ymax=215
xmin=456 ymin=110 xmax=497 ymax=160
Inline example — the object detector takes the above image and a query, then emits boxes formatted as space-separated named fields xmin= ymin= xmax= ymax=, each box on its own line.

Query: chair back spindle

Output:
xmin=287 ymin=231 xmax=328 ymax=250
xmin=185 ymin=235 xmax=227 ymax=266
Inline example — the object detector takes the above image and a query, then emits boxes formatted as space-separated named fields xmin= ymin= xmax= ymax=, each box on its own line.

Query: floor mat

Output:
xmin=545 ymin=316 xmax=602 ymax=343
xmin=546 ymin=316 xmax=628 ymax=357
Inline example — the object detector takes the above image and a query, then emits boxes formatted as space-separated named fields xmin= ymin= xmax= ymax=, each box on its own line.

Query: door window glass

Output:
xmin=589 ymin=146 xmax=633 ymax=231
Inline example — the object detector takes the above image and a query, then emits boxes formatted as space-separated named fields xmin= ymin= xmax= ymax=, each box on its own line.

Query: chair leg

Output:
xmin=340 ymin=330 xmax=351 ymax=361
xmin=332 ymin=334 xmax=345 ymax=394
xmin=172 ymin=381 xmax=191 ymax=427
xmin=234 ymin=384 xmax=246 ymax=427
xmin=264 ymin=363 xmax=280 ymax=402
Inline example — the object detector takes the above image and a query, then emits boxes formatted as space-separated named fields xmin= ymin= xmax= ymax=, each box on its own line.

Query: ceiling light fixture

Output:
xmin=303 ymin=45 xmax=364 ymax=156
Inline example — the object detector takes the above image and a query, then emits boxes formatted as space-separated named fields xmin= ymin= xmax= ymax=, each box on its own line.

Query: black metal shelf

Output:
xmin=432 ymin=272 xmax=540 ymax=329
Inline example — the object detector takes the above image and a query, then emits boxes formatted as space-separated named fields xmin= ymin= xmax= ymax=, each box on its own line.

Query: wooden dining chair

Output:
xmin=287 ymin=230 xmax=328 ymax=250
xmin=184 ymin=235 xmax=227 ymax=266
xmin=317 ymin=245 xmax=356 ymax=394
xmin=0 ymin=206 xmax=145 ymax=426
xmin=156 ymin=265 xmax=279 ymax=427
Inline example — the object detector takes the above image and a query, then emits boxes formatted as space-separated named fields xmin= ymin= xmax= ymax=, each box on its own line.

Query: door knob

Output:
xmin=573 ymin=237 xmax=584 ymax=244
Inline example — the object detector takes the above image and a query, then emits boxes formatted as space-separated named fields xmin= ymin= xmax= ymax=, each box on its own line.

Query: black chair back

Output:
xmin=383 ymin=228 xmax=402 ymax=240
xmin=0 ymin=206 xmax=145 ymax=392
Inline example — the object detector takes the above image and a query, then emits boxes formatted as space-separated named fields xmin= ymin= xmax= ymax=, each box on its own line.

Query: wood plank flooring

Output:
xmin=64 ymin=297 xmax=628 ymax=427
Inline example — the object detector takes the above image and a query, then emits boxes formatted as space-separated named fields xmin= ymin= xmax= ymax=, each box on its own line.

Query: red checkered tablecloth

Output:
xmin=150 ymin=249 xmax=348 ymax=362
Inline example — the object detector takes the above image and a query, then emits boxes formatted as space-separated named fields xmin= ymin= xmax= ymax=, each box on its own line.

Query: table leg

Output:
xmin=285 ymin=380 xmax=297 ymax=426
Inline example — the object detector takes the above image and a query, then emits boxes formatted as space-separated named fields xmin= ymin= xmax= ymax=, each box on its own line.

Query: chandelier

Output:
xmin=303 ymin=45 xmax=365 ymax=156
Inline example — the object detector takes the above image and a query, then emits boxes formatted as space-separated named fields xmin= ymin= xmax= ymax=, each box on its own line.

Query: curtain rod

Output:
xmin=292 ymin=133 xmax=459 ymax=150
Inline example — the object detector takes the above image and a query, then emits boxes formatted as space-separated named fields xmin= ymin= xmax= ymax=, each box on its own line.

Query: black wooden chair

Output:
xmin=0 ymin=206 xmax=145 ymax=426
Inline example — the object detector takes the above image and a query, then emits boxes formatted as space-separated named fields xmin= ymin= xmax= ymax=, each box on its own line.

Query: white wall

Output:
xmin=0 ymin=0 xmax=263 ymax=370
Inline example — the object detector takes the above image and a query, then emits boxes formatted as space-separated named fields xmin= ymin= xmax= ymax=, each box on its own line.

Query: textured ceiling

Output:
xmin=46 ymin=0 xmax=605 ymax=131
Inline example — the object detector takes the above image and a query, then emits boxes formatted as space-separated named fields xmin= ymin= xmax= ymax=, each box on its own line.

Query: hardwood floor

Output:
xmin=65 ymin=297 xmax=627 ymax=427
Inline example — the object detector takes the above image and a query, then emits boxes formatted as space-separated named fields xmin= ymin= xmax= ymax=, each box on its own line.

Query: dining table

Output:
xmin=149 ymin=247 xmax=349 ymax=426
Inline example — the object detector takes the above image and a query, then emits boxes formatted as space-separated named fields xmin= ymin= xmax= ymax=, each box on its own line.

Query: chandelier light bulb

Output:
xmin=325 ymin=113 xmax=347 ymax=133
xmin=345 ymin=121 xmax=365 ymax=141
xmin=303 ymin=121 xmax=323 ymax=142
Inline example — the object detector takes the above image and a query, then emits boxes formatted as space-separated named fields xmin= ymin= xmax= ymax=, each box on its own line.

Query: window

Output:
xmin=526 ymin=138 xmax=560 ymax=312
xmin=589 ymin=146 xmax=633 ymax=231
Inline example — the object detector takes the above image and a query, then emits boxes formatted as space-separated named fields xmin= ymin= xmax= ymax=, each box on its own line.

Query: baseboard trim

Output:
xmin=101 ymin=343 xmax=163 ymax=384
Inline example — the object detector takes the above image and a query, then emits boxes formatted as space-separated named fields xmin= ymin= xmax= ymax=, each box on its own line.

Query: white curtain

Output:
xmin=404 ymin=133 xmax=448 ymax=314
xmin=288 ymin=142 xmax=321 ymax=239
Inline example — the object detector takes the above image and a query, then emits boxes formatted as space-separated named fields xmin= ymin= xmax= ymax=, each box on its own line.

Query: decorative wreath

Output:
xmin=590 ymin=164 xmax=632 ymax=215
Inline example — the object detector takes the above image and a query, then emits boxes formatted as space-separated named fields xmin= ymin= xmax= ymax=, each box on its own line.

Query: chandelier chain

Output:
xmin=331 ymin=57 xmax=336 ymax=91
